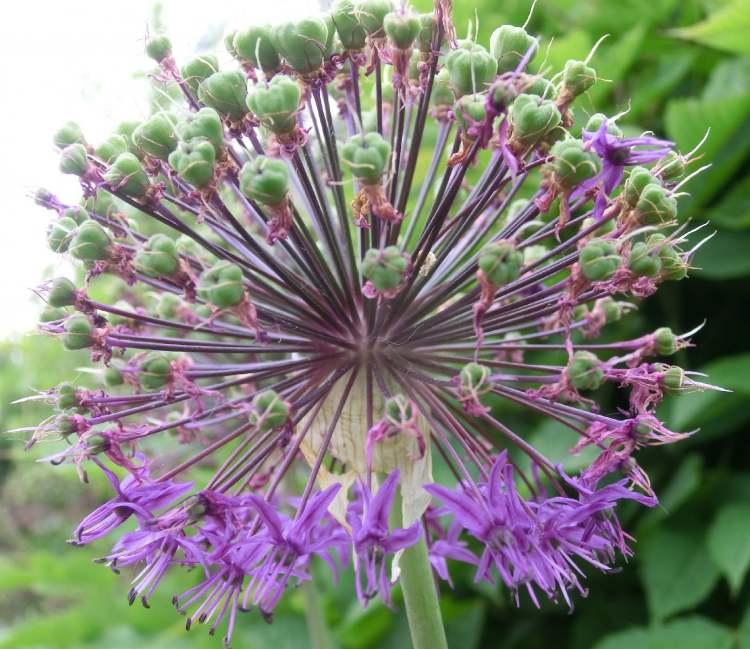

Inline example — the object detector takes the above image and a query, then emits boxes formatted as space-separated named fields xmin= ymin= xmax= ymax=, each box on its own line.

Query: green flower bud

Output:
xmin=445 ymin=41 xmax=498 ymax=97
xmin=48 ymin=277 xmax=78 ymax=308
xmin=234 ymin=25 xmax=281 ymax=72
xmin=104 ymin=152 xmax=151 ymax=197
xmin=104 ymin=366 xmax=124 ymax=387
xmin=561 ymin=60 xmax=596 ymax=97
xmin=132 ymin=113 xmax=178 ymax=161
xmin=69 ymin=220 xmax=111 ymax=262
xmin=40 ymin=306 xmax=68 ymax=323
xmin=580 ymin=238 xmax=621 ymax=281
xmin=654 ymin=327 xmax=678 ymax=356
xmin=361 ymin=246 xmax=409 ymax=292
xmin=95 ymin=134 xmax=129 ymax=164
xmin=628 ymin=241 xmax=662 ymax=277
xmin=56 ymin=382 xmax=82 ymax=411
xmin=384 ymin=11 xmax=420 ymax=49
xmin=488 ymin=81 xmax=517 ymax=113
xmin=239 ymin=156 xmax=289 ymax=206
xmin=431 ymin=68 xmax=454 ymax=107
xmin=321 ymin=13 xmax=337 ymax=58
xmin=146 ymin=34 xmax=172 ymax=63
xmin=459 ymin=362 xmax=492 ymax=395
xmin=521 ymin=75 xmax=555 ymax=98
xmin=224 ymin=31 xmax=240 ymax=59
xmin=636 ymin=184 xmax=677 ymax=225
xmin=115 ymin=120 xmax=142 ymax=155
xmin=273 ymin=18 xmax=329 ymax=74
xmin=453 ymin=95 xmax=487 ymax=133
xmin=416 ymin=12 xmax=439 ymax=53
xmin=198 ymin=71 xmax=248 ymax=121
xmin=54 ymin=412 xmax=80 ymax=437
xmin=341 ymin=132 xmax=391 ymax=185
xmin=176 ymin=107 xmax=225 ymax=156
xmin=250 ymin=389 xmax=290 ymax=432
xmin=657 ymin=151 xmax=685 ymax=181
xmin=140 ymin=352 xmax=172 ymax=391
xmin=585 ymin=113 xmax=623 ymax=138
xmin=549 ymin=138 xmax=601 ymax=189
xmin=59 ymin=143 xmax=90 ymax=177
xmin=134 ymin=234 xmax=179 ymax=277
xmin=181 ymin=54 xmax=220 ymax=94
xmin=623 ymin=166 xmax=656 ymax=206
xmin=508 ymin=94 xmax=562 ymax=149
xmin=331 ymin=0 xmax=368 ymax=50
xmin=168 ymin=138 xmax=216 ymax=188
xmin=157 ymin=292 xmax=183 ymax=320
xmin=490 ymin=25 xmax=537 ymax=74
xmin=597 ymin=296 xmax=622 ymax=323
xmin=63 ymin=315 xmax=94 ymax=350
xmin=478 ymin=241 xmax=523 ymax=286
xmin=358 ymin=0 xmax=394 ymax=38
xmin=246 ymin=75 xmax=301 ymax=135
xmin=566 ymin=351 xmax=604 ymax=391
xmin=656 ymin=243 xmax=688 ymax=282
xmin=662 ymin=365 xmax=686 ymax=394
xmin=47 ymin=216 xmax=78 ymax=253
xmin=53 ymin=121 xmax=86 ymax=149
xmin=197 ymin=261 xmax=245 ymax=309
xmin=384 ymin=394 xmax=415 ymax=426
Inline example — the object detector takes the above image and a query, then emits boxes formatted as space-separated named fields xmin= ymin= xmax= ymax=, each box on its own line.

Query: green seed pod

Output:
xmin=585 ymin=113 xmax=623 ymax=138
xmin=246 ymin=75 xmax=301 ymax=135
xmin=48 ymin=277 xmax=78 ymax=308
xmin=549 ymin=138 xmax=601 ymax=189
xmin=566 ymin=351 xmax=604 ymax=391
xmin=132 ymin=113 xmax=178 ymax=161
xmin=508 ymin=94 xmax=562 ymax=149
xmin=523 ymin=244 xmax=547 ymax=265
xmin=431 ymin=68 xmax=455 ymax=107
xmin=416 ymin=12 xmax=439 ymax=53
xmin=488 ymin=80 xmax=517 ymax=113
xmin=662 ymin=365 xmax=686 ymax=394
xmin=384 ymin=11 xmax=420 ymax=49
xmin=358 ymin=0 xmax=394 ymax=38
xmin=654 ymin=327 xmax=678 ymax=356
xmin=657 ymin=245 xmax=688 ymax=281
xmin=224 ymin=31 xmax=240 ymax=59
xmin=157 ymin=292 xmax=183 ymax=320
xmin=561 ymin=60 xmax=596 ymax=98
xmin=54 ymin=412 xmax=80 ymax=437
xmin=198 ymin=71 xmax=248 ymax=121
xmin=96 ymin=134 xmax=129 ymax=164
xmin=234 ymin=25 xmax=281 ymax=72
xmin=176 ymin=107 xmax=224 ymax=156
xmin=273 ymin=18 xmax=329 ymax=75
xmin=59 ymin=143 xmax=90 ymax=177
xmin=580 ymin=238 xmax=621 ymax=281
xmin=181 ymin=54 xmax=220 ymax=94
xmin=331 ymin=0 xmax=368 ymax=50
xmin=104 ymin=366 xmax=124 ymax=387
xmin=384 ymin=394 xmax=415 ymax=426
xmin=106 ymin=300 xmax=135 ymax=328
xmin=361 ymin=246 xmax=409 ymax=292
xmin=597 ymin=296 xmax=622 ymax=323
xmin=104 ymin=152 xmax=150 ymax=198
xmin=63 ymin=315 xmax=94 ymax=350
xmin=115 ymin=120 xmax=142 ymax=155
xmin=459 ymin=362 xmax=492 ymax=396
xmin=239 ymin=156 xmax=289 ymax=206
xmin=69 ymin=220 xmax=111 ymax=262
xmin=580 ymin=216 xmax=615 ymax=237
xmin=321 ymin=13 xmax=337 ymax=58
xmin=134 ymin=234 xmax=179 ymax=277
xmin=341 ymin=132 xmax=391 ymax=185
xmin=250 ymin=389 xmax=290 ymax=432
xmin=445 ymin=41 xmax=498 ymax=97
xmin=657 ymin=151 xmax=685 ymax=181
xmin=623 ymin=166 xmax=656 ymax=207
xmin=521 ymin=75 xmax=555 ymax=98
xmin=489 ymin=25 xmax=537 ymax=74
xmin=47 ymin=217 xmax=78 ymax=253
xmin=139 ymin=352 xmax=172 ymax=391
xmin=628 ymin=241 xmax=662 ymax=278
xmin=636 ymin=184 xmax=677 ymax=225
xmin=56 ymin=382 xmax=82 ymax=412
xmin=453 ymin=95 xmax=487 ymax=133
xmin=145 ymin=34 xmax=172 ymax=63
xmin=40 ymin=305 xmax=68 ymax=322
xmin=168 ymin=138 xmax=216 ymax=188
xmin=53 ymin=121 xmax=86 ymax=149
xmin=197 ymin=261 xmax=245 ymax=309
xmin=478 ymin=241 xmax=523 ymax=286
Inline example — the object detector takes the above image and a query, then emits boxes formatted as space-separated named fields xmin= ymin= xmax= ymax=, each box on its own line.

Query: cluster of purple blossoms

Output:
xmin=29 ymin=1 xmax=718 ymax=646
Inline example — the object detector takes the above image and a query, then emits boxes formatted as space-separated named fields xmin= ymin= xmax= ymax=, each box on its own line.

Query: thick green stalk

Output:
xmin=302 ymin=580 xmax=336 ymax=649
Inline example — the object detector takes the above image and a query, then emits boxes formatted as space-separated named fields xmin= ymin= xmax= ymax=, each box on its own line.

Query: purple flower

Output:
xmin=347 ymin=470 xmax=421 ymax=606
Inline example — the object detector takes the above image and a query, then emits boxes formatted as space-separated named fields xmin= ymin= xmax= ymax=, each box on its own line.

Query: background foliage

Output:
xmin=2 ymin=0 xmax=750 ymax=647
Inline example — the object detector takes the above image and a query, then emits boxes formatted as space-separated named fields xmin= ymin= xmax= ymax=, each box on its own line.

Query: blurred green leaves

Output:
xmin=671 ymin=1 xmax=750 ymax=54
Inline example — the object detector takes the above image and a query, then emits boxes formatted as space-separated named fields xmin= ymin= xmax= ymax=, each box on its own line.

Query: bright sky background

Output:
xmin=0 ymin=0 xmax=316 ymax=337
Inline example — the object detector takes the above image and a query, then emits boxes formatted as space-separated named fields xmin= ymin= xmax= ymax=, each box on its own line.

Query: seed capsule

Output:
xmin=654 ymin=327 xmax=678 ymax=356
xmin=251 ymin=389 xmax=290 ymax=432
xmin=168 ymin=138 xmax=216 ymax=188
xmin=566 ymin=351 xmax=604 ymax=391
xmin=198 ymin=71 xmax=249 ymax=121
xmin=48 ymin=277 xmax=78 ymax=308
xmin=240 ymin=156 xmax=289 ymax=206
xmin=63 ymin=315 xmax=95 ymax=350
xmin=580 ymin=239 xmax=621 ymax=281
xmin=233 ymin=25 xmax=281 ymax=73
xmin=104 ymin=153 xmax=150 ymax=198
xmin=478 ymin=241 xmax=523 ymax=286
xmin=134 ymin=234 xmax=179 ymax=278
xmin=246 ymin=76 xmax=301 ymax=135
xmin=59 ymin=144 xmax=90 ymax=177
xmin=273 ymin=18 xmax=329 ymax=75
xmin=197 ymin=261 xmax=245 ymax=309
xmin=181 ymin=55 xmax=220 ymax=94
xmin=445 ymin=41 xmax=498 ymax=97
xmin=331 ymin=0 xmax=368 ymax=51
xmin=490 ymin=25 xmax=537 ymax=74
xmin=69 ymin=221 xmax=112 ymax=262
xmin=140 ymin=352 xmax=173 ymax=391
xmin=53 ymin=121 xmax=86 ymax=149
xmin=549 ymin=138 xmax=601 ymax=189
xmin=176 ymin=108 xmax=224 ymax=156
xmin=47 ymin=217 xmax=78 ymax=253
xmin=341 ymin=132 xmax=391 ymax=185
xmin=361 ymin=246 xmax=409 ymax=292
xmin=145 ymin=34 xmax=172 ymax=63
xmin=508 ymin=94 xmax=562 ymax=149
xmin=132 ymin=113 xmax=178 ymax=161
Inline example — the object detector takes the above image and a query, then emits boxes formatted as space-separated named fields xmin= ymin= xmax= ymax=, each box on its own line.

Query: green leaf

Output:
xmin=639 ymin=529 xmax=719 ymax=621
xmin=706 ymin=175 xmax=750 ymax=230
xmin=588 ymin=24 xmax=647 ymax=104
xmin=694 ymin=230 xmax=750 ymax=279
xmin=671 ymin=1 xmax=750 ymax=54
xmin=541 ymin=30 xmax=593 ymax=74
xmin=591 ymin=626 xmax=651 ymax=649
xmin=520 ymin=419 xmax=599 ymax=475
xmin=639 ymin=455 xmax=703 ymax=530
xmin=649 ymin=616 xmax=734 ymax=649
xmin=703 ymin=56 xmax=750 ymax=99
xmin=707 ymin=502 xmax=750 ymax=594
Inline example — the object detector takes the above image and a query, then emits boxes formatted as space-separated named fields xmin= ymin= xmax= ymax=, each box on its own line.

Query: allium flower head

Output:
xmin=30 ymin=2 xmax=719 ymax=646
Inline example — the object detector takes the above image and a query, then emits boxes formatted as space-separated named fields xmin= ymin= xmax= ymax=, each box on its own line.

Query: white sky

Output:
xmin=0 ymin=0 xmax=315 ymax=336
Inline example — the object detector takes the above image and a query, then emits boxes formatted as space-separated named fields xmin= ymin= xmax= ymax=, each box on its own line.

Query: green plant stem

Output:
xmin=400 ymin=536 xmax=450 ymax=649
xmin=302 ymin=579 xmax=336 ymax=649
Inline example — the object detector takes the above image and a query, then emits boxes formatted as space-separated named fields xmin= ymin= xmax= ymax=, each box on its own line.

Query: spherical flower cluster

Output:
xmin=32 ymin=2 xmax=717 ymax=647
